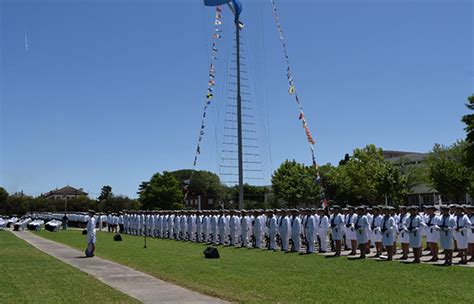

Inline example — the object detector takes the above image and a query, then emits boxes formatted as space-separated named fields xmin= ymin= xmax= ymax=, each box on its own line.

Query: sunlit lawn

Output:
xmin=0 ymin=231 xmax=138 ymax=303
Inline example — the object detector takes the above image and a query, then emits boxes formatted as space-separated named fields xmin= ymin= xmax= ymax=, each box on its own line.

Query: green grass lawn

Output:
xmin=35 ymin=230 xmax=474 ymax=303
xmin=0 ymin=231 xmax=138 ymax=304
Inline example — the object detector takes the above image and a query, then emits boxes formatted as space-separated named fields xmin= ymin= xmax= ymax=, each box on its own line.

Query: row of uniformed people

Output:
xmin=335 ymin=204 xmax=474 ymax=265
xmin=121 ymin=205 xmax=474 ymax=264
xmin=122 ymin=209 xmax=332 ymax=252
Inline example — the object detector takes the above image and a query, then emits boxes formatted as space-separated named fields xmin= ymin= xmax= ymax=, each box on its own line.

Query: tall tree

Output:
xmin=426 ymin=141 xmax=470 ymax=203
xmin=0 ymin=187 xmax=8 ymax=203
xmin=139 ymin=172 xmax=184 ymax=210
xmin=171 ymin=169 xmax=226 ymax=202
xmin=336 ymin=145 xmax=387 ymax=204
xmin=462 ymin=94 xmax=474 ymax=169
xmin=137 ymin=181 xmax=150 ymax=196
xmin=375 ymin=162 xmax=408 ymax=205
xmin=97 ymin=185 xmax=113 ymax=202
xmin=272 ymin=160 xmax=321 ymax=208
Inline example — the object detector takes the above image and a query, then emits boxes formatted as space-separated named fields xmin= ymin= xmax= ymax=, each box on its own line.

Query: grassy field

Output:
xmin=36 ymin=230 xmax=474 ymax=303
xmin=0 ymin=231 xmax=138 ymax=304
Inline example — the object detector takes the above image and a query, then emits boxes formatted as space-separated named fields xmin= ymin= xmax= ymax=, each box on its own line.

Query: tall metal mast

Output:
xmin=235 ymin=17 xmax=244 ymax=210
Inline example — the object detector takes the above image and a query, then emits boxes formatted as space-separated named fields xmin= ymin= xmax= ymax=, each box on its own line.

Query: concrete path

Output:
xmin=11 ymin=231 xmax=227 ymax=304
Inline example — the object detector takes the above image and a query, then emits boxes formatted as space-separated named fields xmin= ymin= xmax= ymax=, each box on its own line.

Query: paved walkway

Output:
xmin=11 ymin=231 xmax=227 ymax=304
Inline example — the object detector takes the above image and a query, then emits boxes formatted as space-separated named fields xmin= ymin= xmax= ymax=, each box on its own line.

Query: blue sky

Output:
xmin=1 ymin=0 xmax=472 ymax=198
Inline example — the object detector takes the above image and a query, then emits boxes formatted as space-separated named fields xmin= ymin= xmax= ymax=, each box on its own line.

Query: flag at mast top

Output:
xmin=204 ymin=0 xmax=242 ymax=19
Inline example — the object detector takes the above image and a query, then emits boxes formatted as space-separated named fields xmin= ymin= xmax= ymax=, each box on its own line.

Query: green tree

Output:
xmin=137 ymin=181 xmax=150 ymax=196
xmin=139 ymin=171 xmax=184 ymax=210
xmin=171 ymin=169 xmax=227 ymax=202
xmin=97 ymin=185 xmax=113 ymax=202
xmin=99 ymin=196 xmax=137 ymax=213
xmin=462 ymin=94 xmax=474 ymax=169
xmin=332 ymin=145 xmax=387 ymax=204
xmin=226 ymin=184 xmax=270 ymax=209
xmin=462 ymin=95 xmax=474 ymax=200
xmin=375 ymin=162 xmax=407 ymax=206
xmin=272 ymin=160 xmax=321 ymax=208
xmin=426 ymin=141 xmax=470 ymax=203
xmin=0 ymin=187 xmax=8 ymax=203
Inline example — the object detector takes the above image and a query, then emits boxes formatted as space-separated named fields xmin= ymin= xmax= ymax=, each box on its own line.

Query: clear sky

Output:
xmin=1 ymin=0 xmax=472 ymax=198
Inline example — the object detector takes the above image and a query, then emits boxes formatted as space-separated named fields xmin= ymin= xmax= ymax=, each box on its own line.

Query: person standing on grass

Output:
xmin=380 ymin=206 xmax=396 ymax=261
xmin=86 ymin=210 xmax=97 ymax=258
xmin=330 ymin=205 xmax=344 ymax=257
xmin=354 ymin=206 xmax=369 ymax=259
xmin=240 ymin=210 xmax=250 ymax=247
xmin=396 ymin=206 xmax=410 ymax=260
xmin=303 ymin=209 xmax=316 ymax=254
xmin=289 ymin=209 xmax=302 ymax=253
xmin=317 ymin=208 xmax=329 ymax=253
xmin=370 ymin=206 xmax=383 ymax=258
xmin=268 ymin=210 xmax=278 ymax=251
xmin=406 ymin=206 xmax=423 ymax=263
xmin=62 ymin=213 xmax=68 ymax=230
xmin=344 ymin=206 xmax=357 ymax=255
xmin=437 ymin=205 xmax=456 ymax=266
xmin=464 ymin=205 xmax=474 ymax=262
xmin=424 ymin=206 xmax=440 ymax=262
xmin=454 ymin=205 xmax=471 ymax=265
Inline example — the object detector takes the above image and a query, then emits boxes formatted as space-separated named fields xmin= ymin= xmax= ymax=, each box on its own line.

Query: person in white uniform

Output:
xmin=303 ymin=209 xmax=316 ymax=254
xmin=424 ymin=206 xmax=440 ymax=262
xmin=317 ymin=208 xmax=329 ymax=253
xmin=240 ymin=210 xmax=250 ymax=247
xmin=229 ymin=210 xmax=239 ymax=246
xmin=454 ymin=205 xmax=472 ymax=265
xmin=405 ymin=206 xmax=424 ymax=263
xmin=465 ymin=205 xmax=474 ymax=262
xmin=267 ymin=210 xmax=278 ymax=251
xmin=330 ymin=205 xmax=344 ymax=257
xmin=396 ymin=206 xmax=410 ymax=260
xmin=437 ymin=205 xmax=456 ymax=266
xmin=210 ymin=211 xmax=219 ymax=244
xmin=370 ymin=206 xmax=383 ymax=257
xmin=218 ymin=210 xmax=228 ymax=245
xmin=344 ymin=206 xmax=357 ymax=255
xmin=253 ymin=210 xmax=264 ymax=249
xmin=279 ymin=210 xmax=290 ymax=252
xmin=354 ymin=206 xmax=369 ymax=259
xmin=86 ymin=210 xmax=97 ymax=257
xmin=289 ymin=209 xmax=302 ymax=253
xmin=380 ymin=206 xmax=396 ymax=261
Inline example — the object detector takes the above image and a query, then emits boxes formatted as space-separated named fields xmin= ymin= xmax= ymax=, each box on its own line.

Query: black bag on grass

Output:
xmin=113 ymin=234 xmax=122 ymax=241
xmin=204 ymin=247 xmax=220 ymax=259
xmin=82 ymin=229 xmax=87 ymax=235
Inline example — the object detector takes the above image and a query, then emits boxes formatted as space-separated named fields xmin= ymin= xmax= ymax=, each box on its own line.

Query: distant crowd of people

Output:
xmin=6 ymin=204 xmax=473 ymax=266
xmin=107 ymin=204 xmax=474 ymax=266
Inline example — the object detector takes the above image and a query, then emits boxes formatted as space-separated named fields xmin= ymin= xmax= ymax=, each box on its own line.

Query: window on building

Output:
xmin=408 ymin=196 xmax=418 ymax=205
xmin=422 ymin=195 xmax=434 ymax=205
